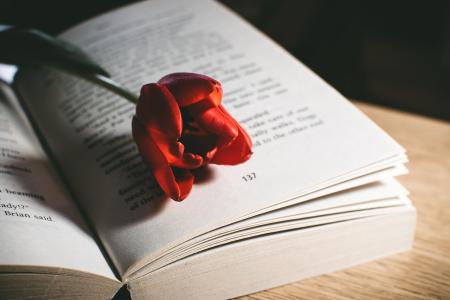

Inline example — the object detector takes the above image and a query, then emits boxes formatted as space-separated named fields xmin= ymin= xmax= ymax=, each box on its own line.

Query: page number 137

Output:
xmin=242 ymin=172 xmax=256 ymax=182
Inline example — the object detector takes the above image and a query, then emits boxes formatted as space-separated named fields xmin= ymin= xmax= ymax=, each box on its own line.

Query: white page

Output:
xmin=0 ymin=84 xmax=116 ymax=280
xmin=247 ymin=161 xmax=407 ymax=216
xmin=140 ymin=197 xmax=411 ymax=277
xmin=127 ymin=169 xmax=408 ymax=274
xmin=16 ymin=0 xmax=405 ymax=276
xmin=168 ymin=178 xmax=409 ymax=254
xmin=132 ymin=180 xmax=409 ymax=276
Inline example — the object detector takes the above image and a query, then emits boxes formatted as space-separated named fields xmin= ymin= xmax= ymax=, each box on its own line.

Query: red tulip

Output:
xmin=132 ymin=73 xmax=252 ymax=201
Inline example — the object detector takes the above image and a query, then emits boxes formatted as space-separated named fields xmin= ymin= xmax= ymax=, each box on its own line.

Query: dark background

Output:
xmin=1 ymin=0 xmax=449 ymax=121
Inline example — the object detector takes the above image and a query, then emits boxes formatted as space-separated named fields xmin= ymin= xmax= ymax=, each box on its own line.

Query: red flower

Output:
xmin=132 ymin=73 xmax=252 ymax=201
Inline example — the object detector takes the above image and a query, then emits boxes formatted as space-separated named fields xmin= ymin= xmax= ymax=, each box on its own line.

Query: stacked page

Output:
xmin=1 ymin=0 xmax=415 ymax=299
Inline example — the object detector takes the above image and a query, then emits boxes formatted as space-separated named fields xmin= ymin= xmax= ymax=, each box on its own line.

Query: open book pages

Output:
xmin=1 ymin=0 xmax=415 ymax=298
xmin=0 ymin=83 xmax=121 ymax=297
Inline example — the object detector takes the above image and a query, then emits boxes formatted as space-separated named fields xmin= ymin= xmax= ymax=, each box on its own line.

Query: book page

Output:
xmin=15 ymin=0 xmax=404 ymax=276
xmin=0 ymin=83 xmax=116 ymax=280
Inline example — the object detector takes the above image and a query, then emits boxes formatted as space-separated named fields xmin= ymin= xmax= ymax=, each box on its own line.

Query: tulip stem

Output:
xmin=87 ymin=73 xmax=139 ymax=105
xmin=47 ymin=66 xmax=140 ymax=105
xmin=0 ymin=26 xmax=140 ymax=104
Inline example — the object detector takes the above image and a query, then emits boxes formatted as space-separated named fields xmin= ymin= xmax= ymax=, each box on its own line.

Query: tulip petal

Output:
xmin=179 ymin=130 xmax=218 ymax=163
xmin=188 ymin=105 xmax=239 ymax=148
xmin=172 ymin=168 xmax=194 ymax=201
xmin=158 ymin=73 xmax=222 ymax=107
xmin=132 ymin=117 xmax=194 ymax=201
xmin=169 ymin=143 xmax=204 ymax=169
xmin=149 ymin=136 xmax=204 ymax=169
xmin=137 ymin=83 xmax=204 ymax=169
xmin=211 ymin=106 xmax=252 ymax=165
xmin=137 ymin=83 xmax=182 ymax=140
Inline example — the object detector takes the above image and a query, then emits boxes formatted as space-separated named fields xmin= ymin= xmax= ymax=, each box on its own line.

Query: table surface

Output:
xmin=239 ymin=101 xmax=450 ymax=300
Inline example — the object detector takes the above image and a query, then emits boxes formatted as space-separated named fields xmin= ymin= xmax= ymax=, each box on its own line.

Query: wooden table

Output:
xmin=240 ymin=102 xmax=450 ymax=300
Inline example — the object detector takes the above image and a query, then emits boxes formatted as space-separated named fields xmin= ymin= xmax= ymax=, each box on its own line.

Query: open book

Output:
xmin=0 ymin=0 xmax=416 ymax=299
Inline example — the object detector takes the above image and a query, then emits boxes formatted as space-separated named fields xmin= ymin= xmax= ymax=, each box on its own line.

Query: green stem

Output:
xmin=51 ymin=66 xmax=139 ymax=105
xmin=85 ymin=73 xmax=139 ymax=105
